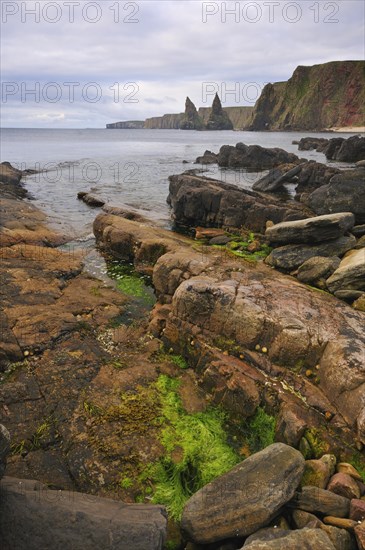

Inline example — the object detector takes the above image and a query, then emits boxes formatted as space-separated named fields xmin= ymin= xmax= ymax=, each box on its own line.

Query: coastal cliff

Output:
xmin=199 ymin=105 xmax=254 ymax=130
xmin=107 ymin=61 xmax=364 ymax=132
xmin=144 ymin=113 xmax=184 ymax=129
xmin=249 ymin=60 xmax=365 ymax=131
xmin=106 ymin=120 xmax=144 ymax=129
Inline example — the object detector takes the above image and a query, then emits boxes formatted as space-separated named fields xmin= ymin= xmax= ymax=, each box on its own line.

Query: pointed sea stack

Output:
xmin=179 ymin=97 xmax=204 ymax=130
xmin=206 ymin=93 xmax=234 ymax=130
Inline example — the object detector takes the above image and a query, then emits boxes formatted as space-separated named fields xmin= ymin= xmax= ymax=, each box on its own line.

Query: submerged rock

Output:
xmin=195 ymin=150 xmax=218 ymax=164
xmin=77 ymin=192 xmax=105 ymax=207
xmin=181 ymin=443 xmax=305 ymax=544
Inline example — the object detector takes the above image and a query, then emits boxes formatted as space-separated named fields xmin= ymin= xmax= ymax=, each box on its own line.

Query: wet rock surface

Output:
xmin=1 ymin=162 xmax=365 ymax=549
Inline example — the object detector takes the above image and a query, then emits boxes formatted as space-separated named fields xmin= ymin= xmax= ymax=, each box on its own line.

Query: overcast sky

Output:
xmin=1 ymin=0 xmax=364 ymax=127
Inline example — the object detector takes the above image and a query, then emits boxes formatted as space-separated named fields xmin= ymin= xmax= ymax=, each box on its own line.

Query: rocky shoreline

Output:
xmin=0 ymin=136 xmax=364 ymax=550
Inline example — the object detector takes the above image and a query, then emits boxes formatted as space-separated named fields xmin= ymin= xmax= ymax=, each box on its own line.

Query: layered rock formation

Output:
xmin=106 ymin=120 xmax=144 ymax=129
xmin=167 ymin=171 xmax=312 ymax=232
xmin=108 ymin=61 xmax=365 ymax=132
xmin=144 ymin=112 xmax=184 ymax=129
xmin=179 ymin=97 xmax=204 ymax=130
xmin=249 ymin=60 xmax=365 ymax=131
xmin=199 ymin=105 xmax=254 ymax=130
xmin=92 ymin=214 xmax=365 ymax=448
xmin=205 ymin=93 xmax=234 ymax=130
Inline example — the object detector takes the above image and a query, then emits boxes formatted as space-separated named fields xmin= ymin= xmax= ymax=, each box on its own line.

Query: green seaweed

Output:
xmin=244 ymin=407 xmax=276 ymax=454
xmin=146 ymin=375 xmax=240 ymax=520
xmin=107 ymin=261 xmax=155 ymax=306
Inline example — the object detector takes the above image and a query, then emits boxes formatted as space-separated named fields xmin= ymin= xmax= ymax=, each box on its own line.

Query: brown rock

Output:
xmin=291 ymin=509 xmax=322 ymax=529
xmin=200 ymin=357 xmax=260 ymax=417
xmin=327 ymin=473 xmax=361 ymax=500
xmin=195 ymin=227 xmax=226 ymax=239
xmin=288 ymin=486 xmax=350 ymax=517
xmin=275 ymin=405 xmax=307 ymax=447
xmin=355 ymin=522 xmax=365 ymax=550
xmin=181 ymin=443 xmax=305 ymax=544
xmin=320 ymin=524 xmax=357 ymax=550
xmin=337 ymin=463 xmax=363 ymax=481
xmin=323 ymin=517 xmax=357 ymax=531
xmin=241 ymin=528 xmax=336 ymax=549
xmin=0 ymin=476 xmax=167 ymax=550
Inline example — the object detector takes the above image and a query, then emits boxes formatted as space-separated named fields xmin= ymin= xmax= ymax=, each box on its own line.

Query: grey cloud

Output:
xmin=1 ymin=0 xmax=364 ymax=127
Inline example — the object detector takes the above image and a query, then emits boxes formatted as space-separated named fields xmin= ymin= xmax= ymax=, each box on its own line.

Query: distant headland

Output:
xmin=106 ymin=60 xmax=365 ymax=132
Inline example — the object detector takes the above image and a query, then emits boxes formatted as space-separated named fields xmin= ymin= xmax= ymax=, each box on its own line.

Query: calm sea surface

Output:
xmin=0 ymin=128 xmax=355 ymax=238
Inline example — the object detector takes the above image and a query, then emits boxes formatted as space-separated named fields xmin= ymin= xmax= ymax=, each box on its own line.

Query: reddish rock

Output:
xmin=327 ymin=473 xmax=361 ymax=500
xmin=350 ymin=499 xmax=365 ymax=521
xmin=275 ymin=405 xmax=307 ymax=448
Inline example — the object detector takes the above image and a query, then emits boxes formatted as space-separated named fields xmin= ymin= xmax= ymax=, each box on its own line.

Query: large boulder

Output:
xmin=325 ymin=135 xmax=365 ymax=162
xmin=265 ymin=213 xmax=355 ymax=245
xmin=242 ymin=528 xmax=336 ymax=549
xmin=181 ymin=443 xmax=305 ymax=544
xmin=323 ymin=138 xmax=345 ymax=161
xmin=297 ymin=137 xmax=329 ymax=152
xmin=0 ymin=477 xmax=167 ymax=550
xmin=326 ymin=248 xmax=365 ymax=294
xmin=265 ymin=235 xmax=356 ymax=271
xmin=304 ymin=168 xmax=365 ymax=224
xmin=156 ymin=248 xmax=365 ymax=442
xmin=217 ymin=143 xmax=300 ymax=171
xmin=195 ymin=150 xmax=218 ymax=164
xmin=168 ymin=173 xmax=312 ymax=233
